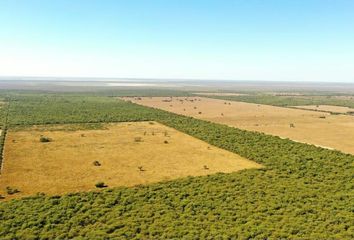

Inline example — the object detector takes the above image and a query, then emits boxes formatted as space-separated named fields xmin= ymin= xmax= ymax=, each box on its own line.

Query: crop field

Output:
xmin=123 ymin=96 xmax=354 ymax=154
xmin=1 ymin=121 xmax=259 ymax=199
xmin=292 ymin=104 xmax=354 ymax=114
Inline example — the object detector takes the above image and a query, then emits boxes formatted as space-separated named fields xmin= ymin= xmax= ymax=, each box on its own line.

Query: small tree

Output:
xmin=164 ymin=140 xmax=169 ymax=144
xmin=39 ymin=136 xmax=51 ymax=143
xmin=6 ymin=186 xmax=20 ymax=195
xmin=95 ymin=182 xmax=107 ymax=188
xmin=134 ymin=137 xmax=142 ymax=142
xmin=138 ymin=166 xmax=145 ymax=171
xmin=93 ymin=160 xmax=101 ymax=166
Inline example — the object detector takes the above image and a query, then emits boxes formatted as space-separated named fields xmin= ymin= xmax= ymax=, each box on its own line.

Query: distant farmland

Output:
xmin=0 ymin=92 xmax=353 ymax=239
xmin=123 ymin=96 xmax=354 ymax=154
xmin=292 ymin=104 xmax=354 ymax=114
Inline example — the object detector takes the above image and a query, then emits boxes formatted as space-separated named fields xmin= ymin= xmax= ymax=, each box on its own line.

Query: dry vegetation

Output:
xmin=293 ymin=104 xmax=354 ymax=114
xmin=193 ymin=92 xmax=248 ymax=96
xmin=0 ymin=121 xmax=260 ymax=199
xmin=123 ymin=96 xmax=354 ymax=154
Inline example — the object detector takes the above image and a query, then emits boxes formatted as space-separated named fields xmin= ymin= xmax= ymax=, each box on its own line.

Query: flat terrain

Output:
xmin=293 ymin=104 xmax=354 ymax=114
xmin=193 ymin=92 xmax=247 ymax=96
xmin=0 ymin=122 xmax=260 ymax=199
xmin=123 ymin=96 xmax=354 ymax=154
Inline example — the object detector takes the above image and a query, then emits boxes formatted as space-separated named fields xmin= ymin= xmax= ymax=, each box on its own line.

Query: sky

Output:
xmin=0 ymin=0 xmax=353 ymax=82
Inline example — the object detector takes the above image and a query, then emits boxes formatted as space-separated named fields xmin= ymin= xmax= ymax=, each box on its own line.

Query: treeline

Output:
xmin=202 ymin=94 xmax=354 ymax=108
xmin=6 ymin=95 xmax=156 ymax=126
xmin=0 ymin=100 xmax=9 ymax=171
xmin=0 ymin=93 xmax=353 ymax=239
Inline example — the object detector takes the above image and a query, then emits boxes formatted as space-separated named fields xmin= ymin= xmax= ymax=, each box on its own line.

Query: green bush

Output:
xmin=39 ymin=136 xmax=51 ymax=142
xmin=6 ymin=186 xmax=20 ymax=195
xmin=95 ymin=182 xmax=106 ymax=188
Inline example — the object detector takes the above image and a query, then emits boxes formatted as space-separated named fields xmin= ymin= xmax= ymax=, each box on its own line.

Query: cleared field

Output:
xmin=123 ymin=96 xmax=354 ymax=154
xmin=193 ymin=92 xmax=247 ymax=96
xmin=293 ymin=105 xmax=354 ymax=114
xmin=0 ymin=122 xmax=260 ymax=199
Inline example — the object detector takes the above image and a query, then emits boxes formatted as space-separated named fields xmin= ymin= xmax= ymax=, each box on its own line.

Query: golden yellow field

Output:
xmin=0 ymin=122 xmax=260 ymax=199
xmin=123 ymin=96 xmax=354 ymax=154
xmin=193 ymin=92 xmax=247 ymax=96
xmin=293 ymin=105 xmax=354 ymax=114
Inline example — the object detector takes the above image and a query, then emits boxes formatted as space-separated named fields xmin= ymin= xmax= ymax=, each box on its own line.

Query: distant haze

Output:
xmin=1 ymin=78 xmax=354 ymax=92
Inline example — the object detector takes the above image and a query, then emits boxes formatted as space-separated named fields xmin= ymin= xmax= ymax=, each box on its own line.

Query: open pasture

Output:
xmin=292 ymin=104 xmax=354 ymax=114
xmin=0 ymin=121 xmax=259 ymax=199
xmin=123 ymin=96 xmax=354 ymax=154
xmin=193 ymin=92 xmax=248 ymax=96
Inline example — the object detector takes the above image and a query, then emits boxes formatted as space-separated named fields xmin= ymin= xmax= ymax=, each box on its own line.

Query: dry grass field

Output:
xmin=0 ymin=122 xmax=260 ymax=199
xmin=193 ymin=92 xmax=247 ymax=96
xmin=123 ymin=96 xmax=354 ymax=154
xmin=293 ymin=105 xmax=354 ymax=114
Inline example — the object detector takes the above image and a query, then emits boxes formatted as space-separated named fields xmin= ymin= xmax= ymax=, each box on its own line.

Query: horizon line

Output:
xmin=0 ymin=76 xmax=353 ymax=84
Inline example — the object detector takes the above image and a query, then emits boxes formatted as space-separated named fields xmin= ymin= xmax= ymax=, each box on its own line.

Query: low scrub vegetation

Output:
xmin=95 ymin=182 xmax=107 ymax=188
xmin=39 ymin=136 xmax=51 ymax=143
xmin=203 ymin=94 xmax=354 ymax=109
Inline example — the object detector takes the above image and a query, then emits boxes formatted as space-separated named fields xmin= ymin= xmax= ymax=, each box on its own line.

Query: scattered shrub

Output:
xmin=95 ymin=182 xmax=107 ymax=188
xmin=93 ymin=160 xmax=101 ymax=166
xmin=6 ymin=186 xmax=20 ymax=195
xmin=39 ymin=136 xmax=51 ymax=143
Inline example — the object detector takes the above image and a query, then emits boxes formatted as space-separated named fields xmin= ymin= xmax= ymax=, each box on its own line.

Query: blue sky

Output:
xmin=0 ymin=0 xmax=353 ymax=81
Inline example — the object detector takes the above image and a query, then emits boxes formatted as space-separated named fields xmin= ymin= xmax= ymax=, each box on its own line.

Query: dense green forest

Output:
xmin=0 ymin=92 xmax=353 ymax=239
xmin=200 ymin=94 xmax=354 ymax=109
xmin=0 ymin=99 xmax=8 ymax=171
